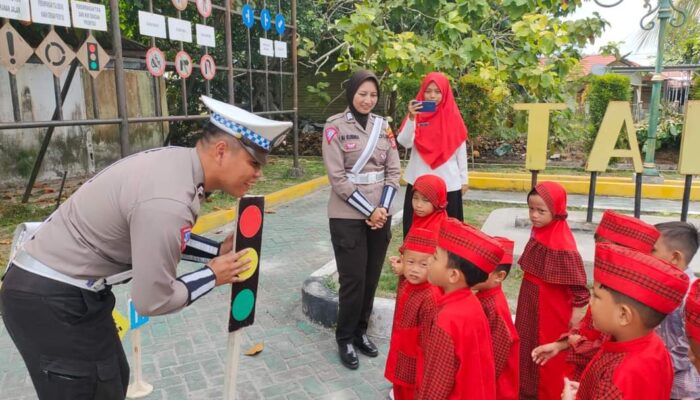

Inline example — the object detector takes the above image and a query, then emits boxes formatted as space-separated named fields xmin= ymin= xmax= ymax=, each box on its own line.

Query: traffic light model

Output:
xmin=228 ymin=196 xmax=265 ymax=332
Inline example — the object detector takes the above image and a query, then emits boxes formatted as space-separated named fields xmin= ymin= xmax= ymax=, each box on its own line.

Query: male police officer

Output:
xmin=0 ymin=96 xmax=291 ymax=400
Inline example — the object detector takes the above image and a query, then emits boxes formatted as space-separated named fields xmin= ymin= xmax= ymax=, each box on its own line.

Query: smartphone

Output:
xmin=419 ymin=101 xmax=436 ymax=112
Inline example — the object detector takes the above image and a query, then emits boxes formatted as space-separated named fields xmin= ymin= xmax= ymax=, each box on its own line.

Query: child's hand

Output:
xmin=531 ymin=341 xmax=568 ymax=365
xmin=389 ymin=256 xmax=403 ymax=276
xmin=567 ymin=334 xmax=582 ymax=347
xmin=561 ymin=378 xmax=579 ymax=400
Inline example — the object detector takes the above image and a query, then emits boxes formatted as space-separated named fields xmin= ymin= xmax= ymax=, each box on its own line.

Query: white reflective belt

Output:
xmin=350 ymin=116 xmax=384 ymax=175
xmin=11 ymin=250 xmax=132 ymax=292
xmin=347 ymin=171 xmax=385 ymax=185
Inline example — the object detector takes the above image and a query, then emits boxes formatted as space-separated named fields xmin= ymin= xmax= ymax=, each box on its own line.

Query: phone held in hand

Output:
xmin=419 ymin=101 xmax=436 ymax=112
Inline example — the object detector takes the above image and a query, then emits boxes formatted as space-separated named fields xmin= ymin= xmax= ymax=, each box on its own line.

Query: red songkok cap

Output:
xmin=403 ymin=227 xmax=437 ymax=255
xmin=686 ymin=280 xmax=700 ymax=342
xmin=596 ymin=210 xmax=660 ymax=253
xmin=493 ymin=236 xmax=514 ymax=266
xmin=438 ymin=218 xmax=504 ymax=274
xmin=594 ymin=243 xmax=689 ymax=314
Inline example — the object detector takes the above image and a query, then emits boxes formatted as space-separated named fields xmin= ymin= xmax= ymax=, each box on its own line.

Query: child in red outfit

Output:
xmin=531 ymin=210 xmax=660 ymax=380
xmin=685 ymin=280 xmax=700 ymax=374
xmin=563 ymin=243 xmax=689 ymax=399
xmin=472 ymin=236 xmax=520 ymax=400
xmin=385 ymin=228 xmax=441 ymax=400
xmin=515 ymin=182 xmax=590 ymax=400
xmin=417 ymin=218 xmax=503 ymax=400
xmin=408 ymin=174 xmax=448 ymax=236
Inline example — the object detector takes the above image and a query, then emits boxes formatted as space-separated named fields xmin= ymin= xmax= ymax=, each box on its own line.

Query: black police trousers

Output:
xmin=0 ymin=265 xmax=129 ymax=400
xmin=329 ymin=217 xmax=392 ymax=344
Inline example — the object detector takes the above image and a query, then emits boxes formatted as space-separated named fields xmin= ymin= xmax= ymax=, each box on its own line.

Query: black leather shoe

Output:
xmin=353 ymin=334 xmax=379 ymax=357
xmin=338 ymin=343 xmax=359 ymax=369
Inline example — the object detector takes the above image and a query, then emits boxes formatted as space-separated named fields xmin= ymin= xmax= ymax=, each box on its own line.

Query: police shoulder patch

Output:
xmin=180 ymin=225 xmax=192 ymax=252
xmin=325 ymin=127 xmax=338 ymax=144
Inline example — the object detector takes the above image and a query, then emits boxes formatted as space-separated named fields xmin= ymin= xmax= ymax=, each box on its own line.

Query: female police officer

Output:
xmin=322 ymin=70 xmax=401 ymax=369
xmin=0 ymin=96 xmax=291 ymax=399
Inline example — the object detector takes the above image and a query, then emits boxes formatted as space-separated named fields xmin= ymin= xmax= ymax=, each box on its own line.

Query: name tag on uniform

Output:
xmin=340 ymin=134 xmax=359 ymax=140
xmin=344 ymin=142 xmax=357 ymax=150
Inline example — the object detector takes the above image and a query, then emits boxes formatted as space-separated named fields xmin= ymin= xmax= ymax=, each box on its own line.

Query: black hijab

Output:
xmin=345 ymin=70 xmax=380 ymax=130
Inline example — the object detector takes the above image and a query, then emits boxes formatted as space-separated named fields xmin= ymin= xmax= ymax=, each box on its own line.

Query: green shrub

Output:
xmin=455 ymin=74 xmax=496 ymax=139
xmin=691 ymin=74 xmax=700 ymax=101
xmin=587 ymin=74 xmax=631 ymax=127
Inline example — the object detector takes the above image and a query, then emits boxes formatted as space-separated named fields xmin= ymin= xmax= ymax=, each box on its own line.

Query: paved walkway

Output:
xmin=0 ymin=187 xmax=393 ymax=400
xmin=2 ymin=186 xmax=698 ymax=399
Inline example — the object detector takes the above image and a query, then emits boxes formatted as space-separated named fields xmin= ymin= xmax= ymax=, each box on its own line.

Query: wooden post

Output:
xmin=223 ymin=330 xmax=243 ymax=399
xmin=126 ymin=329 xmax=153 ymax=398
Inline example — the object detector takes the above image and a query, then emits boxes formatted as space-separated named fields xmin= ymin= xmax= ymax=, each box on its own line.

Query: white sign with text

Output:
xmin=196 ymin=24 xmax=215 ymax=48
xmin=71 ymin=1 xmax=108 ymax=31
xmin=259 ymin=38 xmax=274 ymax=57
xmin=274 ymin=41 xmax=287 ymax=59
xmin=0 ymin=0 xmax=31 ymax=22
xmin=138 ymin=11 xmax=167 ymax=39
xmin=30 ymin=0 xmax=71 ymax=27
xmin=168 ymin=17 xmax=193 ymax=43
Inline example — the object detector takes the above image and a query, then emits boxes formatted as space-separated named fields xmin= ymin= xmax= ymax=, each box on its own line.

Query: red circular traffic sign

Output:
xmin=199 ymin=54 xmax=216 ymax=80
xmin=175 ymin=51 xmax=193 ymax=79
xmin=145 ymin=47 xmax=166 ymax=77
xmin=196 ymin=0 xmax=212 ymax=18
xmin=171 ymin=0 xmax=188 ymax=11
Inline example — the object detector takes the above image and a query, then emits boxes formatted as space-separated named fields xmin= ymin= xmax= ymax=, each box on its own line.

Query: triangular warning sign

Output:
xmin=35 ymin=30 xmax=76 ymax=77
xmin=0 ymin=24 xmax=34 ymax=75
xmin=76 ymin=34 xmax=109 ymax=79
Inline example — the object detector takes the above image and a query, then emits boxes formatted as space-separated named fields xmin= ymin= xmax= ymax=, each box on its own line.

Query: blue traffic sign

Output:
xmin=242 ymin=4 xmax=254 ymax=29
xmin=128 ymin=299 xmax=150 ymax=330
xmin=275 ymin=13 xmax=285 ymax=35
xmin=260 ymin=9 xmax=271 ymax=31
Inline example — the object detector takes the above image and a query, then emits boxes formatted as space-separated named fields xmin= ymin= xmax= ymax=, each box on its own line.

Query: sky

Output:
xmin=569 ymin=1 xmax=659 ymax=65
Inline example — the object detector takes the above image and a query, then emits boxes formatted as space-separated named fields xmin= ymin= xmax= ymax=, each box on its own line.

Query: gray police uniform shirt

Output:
xmin=23 ymin=147 xmax=204 ymax=316
xmin=322 ymin=109 xmax=401 ymax=220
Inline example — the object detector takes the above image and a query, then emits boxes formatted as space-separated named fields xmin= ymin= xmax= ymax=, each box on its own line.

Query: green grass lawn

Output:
xmin=376 ymin=201 xmax=528 ymax=309
xmin=199 ymin=156 xmax=327 ymax=215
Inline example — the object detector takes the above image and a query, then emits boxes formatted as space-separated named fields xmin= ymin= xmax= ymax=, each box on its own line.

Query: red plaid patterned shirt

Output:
xmin=477 ymin=286 xmax=519 ymax=400
xmin=576 ymin=331 xmax=673 ymax=399
xmin=417 ymin=288 xmax=496 ymax=400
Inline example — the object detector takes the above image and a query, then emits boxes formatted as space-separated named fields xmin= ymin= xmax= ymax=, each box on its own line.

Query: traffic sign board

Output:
xmin=196 ymin=0 xmax=212 ymax=18
xmin=171 ymin=0 xmax=188 ymax=11
xmin=260 ymin=9 xmax=271 ymax=31
xmin=275 ymin=14 xmax=285 ymax=35
xmin=145 ymin=47 xmax=166 ymax=77
xmin=242 ymin=4 xmax=254 ymax=29
xmin=200 ymin=54 xmax=216 ymax=80
xmin=175 ymin=50 xmax=193 ymax=79
xmin=35 ymin=30 xmax=76 ymax=77
xmin=76 ymin=34 xmax=109 ymax=79
xmin=128 ymin=299 xmax=150 ymax=330
xmin=0 ymin=24 xmax=33 ymax=75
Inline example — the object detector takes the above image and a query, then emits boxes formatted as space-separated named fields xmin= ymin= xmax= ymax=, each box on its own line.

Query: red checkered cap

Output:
xmin=594 ymin=243 xmax=689 ymax=314
xmin=404 ymin=227 xmax=437 ymax=254
xmin=438 ymin=218 xmax=504 ymax=273
xmin=596 ymin=210 xmax=660 ymax=253
xmin=686 ymin=280 xmax=700 ymax=342
xmin=493 ymin=236 xmax=514 ymax=266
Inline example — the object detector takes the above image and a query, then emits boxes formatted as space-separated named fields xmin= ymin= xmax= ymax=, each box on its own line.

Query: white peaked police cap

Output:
xmin=201 ymin=95 xmax=292 ymax=164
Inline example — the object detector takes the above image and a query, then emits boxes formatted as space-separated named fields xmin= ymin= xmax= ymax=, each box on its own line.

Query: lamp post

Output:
xmin=594 ymin=0 xmax=687 ymax=177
